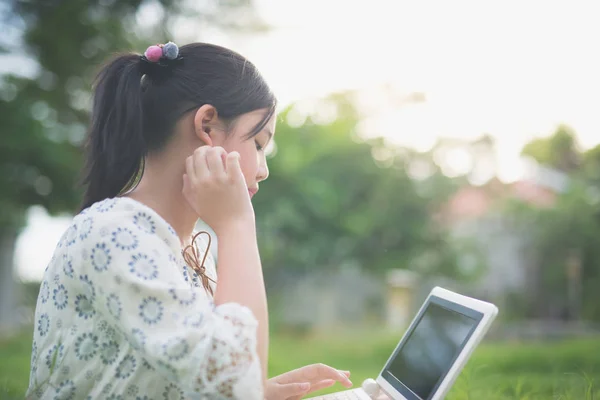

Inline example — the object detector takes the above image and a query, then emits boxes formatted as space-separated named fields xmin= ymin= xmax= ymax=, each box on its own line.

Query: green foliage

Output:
xmin=254 ymin=95 xmax=463 ymax=280
xmin=521 ymin=125 xmax=580 ymax=173
xmin=582 ymin=144 xmax=600 ymax=188
xmin=519 ymin=187 xmax=600 ymax=320
xmin=1 ymin=0 xmax=173 ymax=228
xmin=505 ymin=125 xmax=600 ymax=321
xmin=0 ymin=90 xmax=82 ymax=229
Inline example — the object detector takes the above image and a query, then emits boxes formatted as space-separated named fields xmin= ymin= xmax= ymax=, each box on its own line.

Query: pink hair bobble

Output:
xmin=144 ymin=45 xmax=163 ymax=62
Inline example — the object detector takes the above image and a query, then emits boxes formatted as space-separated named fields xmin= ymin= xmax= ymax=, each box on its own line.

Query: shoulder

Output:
xmin=55 ymin=198 xmax=188 ymax=289
xmin=60 ymin=197 xmax=180 ymax=259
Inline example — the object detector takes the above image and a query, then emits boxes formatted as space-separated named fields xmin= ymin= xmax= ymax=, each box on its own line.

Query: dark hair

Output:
xmin=80 ymin=43 xmax=277 ymax=211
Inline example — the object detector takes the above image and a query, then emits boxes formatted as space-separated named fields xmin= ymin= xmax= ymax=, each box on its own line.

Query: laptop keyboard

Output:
xmin=310 ymin=389 xmax=366 ymax=400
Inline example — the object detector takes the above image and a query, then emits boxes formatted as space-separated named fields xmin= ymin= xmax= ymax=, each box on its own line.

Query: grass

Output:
xmin=0 ymin=331 xmax=33 ymax=399
xmin=269 ymin=330 xmax=600 ymax=399
xmin=2 ymin=328 xmax=599 ymax=399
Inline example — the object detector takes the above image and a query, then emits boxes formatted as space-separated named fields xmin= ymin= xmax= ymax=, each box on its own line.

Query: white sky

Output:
xmin=15 ymin=0 xmax=600 ymax=281
xmin=244 ymin=0 xmax=600 ymax=179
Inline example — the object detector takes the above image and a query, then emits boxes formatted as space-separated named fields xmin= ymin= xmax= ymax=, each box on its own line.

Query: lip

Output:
xmin=248 ymin=188 xmax=258 ymax=198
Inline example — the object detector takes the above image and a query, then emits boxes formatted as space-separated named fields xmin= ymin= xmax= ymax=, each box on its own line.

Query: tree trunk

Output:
xmin=0 ymin=227 xmax=19 ymax=334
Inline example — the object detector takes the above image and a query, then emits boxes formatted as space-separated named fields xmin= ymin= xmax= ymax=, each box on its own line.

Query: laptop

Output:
xmin=309 ymin=286 xmax=498 ymax=400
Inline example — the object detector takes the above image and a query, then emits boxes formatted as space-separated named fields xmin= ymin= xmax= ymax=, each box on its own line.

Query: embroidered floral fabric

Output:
xmin=27 ymin=197 xmax=262 ymax=399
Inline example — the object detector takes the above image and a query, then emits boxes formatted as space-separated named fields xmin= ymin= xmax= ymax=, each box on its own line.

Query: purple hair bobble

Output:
xmin=162 ymin=42 xmax=179 ymax=60
xmin=144 ymin=45 xmax=163 ymax=62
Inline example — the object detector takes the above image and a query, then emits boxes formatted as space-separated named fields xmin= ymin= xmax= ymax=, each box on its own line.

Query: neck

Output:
xmin=125 ymin=155 xmax=197 ymax=247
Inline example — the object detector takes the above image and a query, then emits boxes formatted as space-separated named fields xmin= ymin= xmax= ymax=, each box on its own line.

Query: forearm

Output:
xmin=213 ymin=222 xmax=269 ymax=383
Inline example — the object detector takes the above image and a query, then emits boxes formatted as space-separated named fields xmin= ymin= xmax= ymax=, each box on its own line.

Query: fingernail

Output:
xmin=339 ymin=372 xmax=351 ymax=382
xmin=338 ymin=373 xmax=353 ymax=386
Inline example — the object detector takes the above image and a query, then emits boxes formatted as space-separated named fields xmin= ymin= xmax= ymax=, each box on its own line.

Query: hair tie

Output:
xmin=140 ymin=41 xmax=183 ymax=75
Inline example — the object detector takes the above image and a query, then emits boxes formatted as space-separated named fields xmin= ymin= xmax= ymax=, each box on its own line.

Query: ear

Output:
xmin=193 ymin=104 xmax=219 ymax=146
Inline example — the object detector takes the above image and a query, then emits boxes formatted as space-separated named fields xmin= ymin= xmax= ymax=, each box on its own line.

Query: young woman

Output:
xmin=27 ymin=42 xmax=352 ymax=399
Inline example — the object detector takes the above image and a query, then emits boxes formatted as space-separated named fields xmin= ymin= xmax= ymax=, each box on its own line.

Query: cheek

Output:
xmin=226 ymin=142 xmax=258 ymax=179
xmin=240 ymin=150 xmax=259 ymax=175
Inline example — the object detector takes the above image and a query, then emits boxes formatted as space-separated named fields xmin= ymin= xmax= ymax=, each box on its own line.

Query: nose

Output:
xmin=256 ymin=155 xmax=269 ymax=183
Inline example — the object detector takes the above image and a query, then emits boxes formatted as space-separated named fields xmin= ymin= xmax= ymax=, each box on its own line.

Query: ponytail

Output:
xmin=80 ymin=54 xmax=146 ymax=211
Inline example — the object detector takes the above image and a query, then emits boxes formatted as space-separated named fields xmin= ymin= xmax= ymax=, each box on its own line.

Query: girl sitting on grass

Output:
xmin=27 ymin=41 xmax=352 ymax=400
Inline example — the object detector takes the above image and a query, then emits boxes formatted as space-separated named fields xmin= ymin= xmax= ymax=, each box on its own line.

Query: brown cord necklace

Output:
xmin=181 ymin=231 xmax=216 ymax=296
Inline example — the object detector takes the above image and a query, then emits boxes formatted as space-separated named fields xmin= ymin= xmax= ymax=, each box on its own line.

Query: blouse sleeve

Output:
xmin=72 ymin=214 xmax=263 ymax=400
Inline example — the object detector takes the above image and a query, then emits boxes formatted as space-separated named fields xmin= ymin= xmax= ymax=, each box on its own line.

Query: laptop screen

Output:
xmin=381 ymin=297 xmax=483 ymax=400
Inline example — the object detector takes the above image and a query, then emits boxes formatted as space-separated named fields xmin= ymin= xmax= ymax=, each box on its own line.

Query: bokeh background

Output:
xmin=1 ymin=0 xmax=600 ymax=398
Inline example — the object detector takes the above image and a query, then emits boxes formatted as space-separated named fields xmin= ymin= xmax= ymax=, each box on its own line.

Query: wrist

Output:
xmin=214 ymin=217 xmax=256 ymax=238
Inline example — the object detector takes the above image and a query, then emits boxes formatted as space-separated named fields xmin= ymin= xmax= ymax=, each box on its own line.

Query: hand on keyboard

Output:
xmin=310 ymin=389 xmax=365 ymax=400
xmin=266 ymin=363 xmax=353 ymax=400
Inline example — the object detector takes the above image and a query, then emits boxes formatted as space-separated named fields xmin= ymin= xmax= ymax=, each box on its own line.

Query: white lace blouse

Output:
xmin=27 ymin=197 xmax=263 ymax=400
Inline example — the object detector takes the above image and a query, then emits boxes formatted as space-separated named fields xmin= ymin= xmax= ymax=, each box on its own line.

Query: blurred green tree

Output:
xmin=581 ymin=143 xmax=600 ymax=189
xmin=506 ymin=126 xmax=600 ymax=321
xmin=521 ymin=124 xmax=581 ymax=173
xmin=253 ymin=94 xmax=466 ymax=289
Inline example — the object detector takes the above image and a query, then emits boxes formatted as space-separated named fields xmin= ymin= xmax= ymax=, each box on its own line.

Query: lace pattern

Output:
xmin=26 ymin=197 xmax=263 ymax=399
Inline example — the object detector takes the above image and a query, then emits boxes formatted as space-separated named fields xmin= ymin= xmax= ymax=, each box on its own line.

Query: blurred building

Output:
xmin=385 ymin=269 xmax=418 ymax=330
xmin=439 ymin=159 xmax=569 ymax=303
xmin=275 ymin=266 xmax=384 ymax=333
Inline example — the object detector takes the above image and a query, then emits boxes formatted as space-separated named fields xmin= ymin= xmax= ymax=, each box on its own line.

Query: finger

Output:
xmin=225 ymin=151 xmax=244 ymax=183
xmin=308 ymin=379 xmax=336 ymax=392
xmin=287 ymin=380 xmax=337 ymax=400
xmin=278 ymin=364 xmax=353 ymax=387
xmin=312 ymin=364 xmax=353 ymax=388
xmin=274 ymin=382 xmax=311 ymax=398
xmin=206 ymin=147 xmax=226 ymax=180
xmin=193 ymin=146 xmax=210 ymax=180
xmin=185 ymin=156 xmax=196 ymax=182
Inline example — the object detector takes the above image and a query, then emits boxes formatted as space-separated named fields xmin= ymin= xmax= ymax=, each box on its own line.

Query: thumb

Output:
xmin=275 ymin=382 xmax=311 ymax=398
